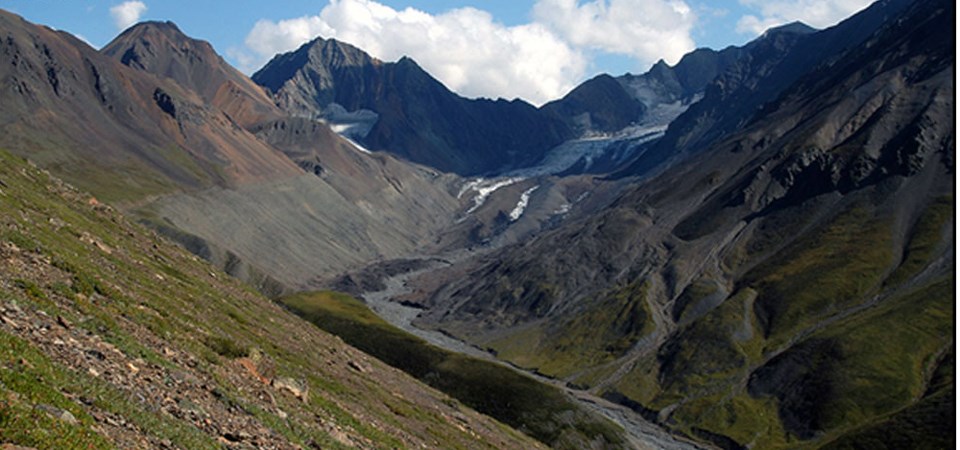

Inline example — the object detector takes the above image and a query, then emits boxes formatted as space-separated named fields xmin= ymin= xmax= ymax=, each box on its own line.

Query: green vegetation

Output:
xmin=885 ymin=196 xmax=953 ymax=287
xmin=619 ymin=276 xmax=954 ymax=450
xmin=746 ymin=206 xmax=894 ymax=346
xmin=14 ymin=279 xmax=46 ymax=301
xmin=808 ymin=277 xmax=953 ymax=432
xmin=0 ymin=330 xmax=216 ymax=449
xmin=672 ymin=278 xmax=721 ymax=324
xmin=657 ymin=289 xmax=762 ymax=402
xmin=607 ymin=199 xmax=954 ymax=449
xmin=44 ymin=158 xmax=179 ymax=205
xmin=489 ymin=281 xmax=653 ymax=381
xmin=671 ymin=393 xmax=786 ymax=448
xmin=0 ymin=149 xmax=538 ymax=449
xmin=280 ymin=291 xmax=628 ymax=449
xmin=0 ymin=331 xmax=115 ymax=450
xmin=27 ymin=139 xmax=225 ymax=205
xmin=821 ymin=348 xmax=954 ymax=450
xmin=203 ymin=335 xmax=250 ymax=359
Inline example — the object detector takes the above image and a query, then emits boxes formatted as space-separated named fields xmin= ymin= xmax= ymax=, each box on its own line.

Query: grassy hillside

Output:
xmin=488 ymin=280 xmax=655 ymax=380
xmin=279 ymin=291 xmax=628 ymax=449
xmin=606 ymin=199 xmax=955 ymax=449
xmin=0 ymin=149 xmax=541 ymax=449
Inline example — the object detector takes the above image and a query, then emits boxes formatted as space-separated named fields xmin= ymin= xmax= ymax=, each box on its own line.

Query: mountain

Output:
xmin=409 ymin=0 xmax=954 ymax=447
xmin=252 ymin=37 xmax=574 ymax=175
xmin=101 ymin=21 xmax=283 ymax=128
xmin=0 ymin=10 xmax=302 ymax=202
xmin=0 ymin=13 xmax=473 ymax=293
xmin=1 ymin=1 xmax=952 ymax=448
xmin=543 ymin=45 xmax=746 ymax=136
xmin=541 ymin=74 xmax=647 ymax=134
xmin=0 ymin=148 xmax=546 ymax=449
xmin=530 ymin=37 xmax=748 ymax=176
xmin=618 ymin=0 xmax=915 ymax=177
xmin=0 ymin=12 xmax=636 ymax=449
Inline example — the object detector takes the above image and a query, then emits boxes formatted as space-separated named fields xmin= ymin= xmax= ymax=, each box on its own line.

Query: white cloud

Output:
xmin=241 ymin=0 xmax=586 ymax=105
xmin=735 ymin=15 xmax=783 ymax=35
xmin=736 ymin=0 xmax=873 ymax=35
xmin=110 ymin=1 xmax=147 ymax=31
xmin=532 ymin=0 xmax=697 ymax=66
xmin=237 ymin=0 xmax=698 ymax=105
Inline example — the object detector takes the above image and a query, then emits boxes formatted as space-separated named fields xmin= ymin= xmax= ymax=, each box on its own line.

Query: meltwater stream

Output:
xmin=359 ymin=259 xmax=705 ymax=450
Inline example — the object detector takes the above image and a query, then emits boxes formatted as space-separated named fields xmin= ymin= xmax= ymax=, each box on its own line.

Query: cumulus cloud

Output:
xmin=736 ymin=0 xmax=873 ymax=35
xmin=110 ymin=1 xmax=147 ymax=31
xmin=532 ymin=0 xmax=697 ymax=66
xmin=240 ymin=0 xmax=587 ymax=105
xmin=236 ymin=0 xmax=699 ymax=105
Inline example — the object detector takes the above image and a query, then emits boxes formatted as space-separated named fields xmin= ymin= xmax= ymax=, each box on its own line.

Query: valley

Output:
xmin=0 ymin=0 xmax=953 ymax=448
xmin=352 ymin=257 xmax=703 ymax=450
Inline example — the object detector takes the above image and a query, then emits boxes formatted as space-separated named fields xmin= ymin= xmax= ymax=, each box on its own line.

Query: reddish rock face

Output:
xmin=102 ymin=21 xmax=284 ymax=129
xmin=0 ymin=11 xmax=303 ymax=195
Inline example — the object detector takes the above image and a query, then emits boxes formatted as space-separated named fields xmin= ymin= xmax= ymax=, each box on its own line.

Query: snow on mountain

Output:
xmin=457 ymin=177 xmax=526 ymax=218
xmin=509 ymin=185 xmax=540 ymax=222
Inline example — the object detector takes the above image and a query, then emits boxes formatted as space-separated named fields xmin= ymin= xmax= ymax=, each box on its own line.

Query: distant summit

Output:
xmin=252 ymin=37 xmax=573 ymax=175
xmin=762 ymin=20 xmax=818 ymax=37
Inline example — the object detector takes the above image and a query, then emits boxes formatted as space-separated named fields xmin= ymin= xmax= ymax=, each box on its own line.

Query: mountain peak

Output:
xmin=304 ymin=36 xmax=381 ymax=68
xmin=395 ymin=55 xmax=420 ymax=68
xmin=648 ymin=58 xmax=673 ymax=75
xmin=252 ymin=35 xmax=572 ymax=175
xmin=132 ymin=20 xmax=181 ymax=32
xmin=102 ymin=18 xmax=282 ymax=126
xmin=103 ymin=19 xmax=217 ymax=69
xmin=251 ymin=36 xmax=381 ymax=94
xmin=113 ymin=20 xmax=192 ymax=46
xmin=761 ymin=21 xmax=818 ymax=37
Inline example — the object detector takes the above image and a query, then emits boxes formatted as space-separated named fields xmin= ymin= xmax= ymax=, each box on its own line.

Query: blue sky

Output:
xmin=1 ymin=0 xmax=874 ymax=104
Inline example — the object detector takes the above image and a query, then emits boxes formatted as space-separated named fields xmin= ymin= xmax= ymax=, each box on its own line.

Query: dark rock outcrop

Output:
xmin=541 ymin=74 xmax=646 ymax=133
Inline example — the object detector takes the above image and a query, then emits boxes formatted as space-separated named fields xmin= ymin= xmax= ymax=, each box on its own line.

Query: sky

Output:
xmin=1 ymin=0 xmax=877 ymax=105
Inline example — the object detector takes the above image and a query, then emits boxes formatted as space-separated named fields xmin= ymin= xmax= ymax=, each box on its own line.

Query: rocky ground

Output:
xmin=0 ymin=152 xmax=541 ymax=449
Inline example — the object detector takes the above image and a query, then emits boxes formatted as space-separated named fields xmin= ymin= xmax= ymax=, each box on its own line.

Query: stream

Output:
xmin=359 ymin=260 xmax=705 ymax=450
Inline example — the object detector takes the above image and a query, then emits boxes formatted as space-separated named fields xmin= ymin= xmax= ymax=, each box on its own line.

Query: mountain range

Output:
xmin=0 ymin=0 xmax=953 ymax=448
xmin=411 ymin=0 xmax=954 ymax=447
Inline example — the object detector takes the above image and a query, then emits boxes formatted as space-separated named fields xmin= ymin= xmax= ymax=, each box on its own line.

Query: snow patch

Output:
xmin=521 ymin=97 xmax=696 ymax=175
xmin=539 ymin=125 xmax=666 ymax=173
xmin=319 ymin=103 xmax=379 ymax=153
xmin=329 ymin=123 xmax=354 ymax=134
xmin=509 ymin=185 xmax=540 ymax=222
xmin=323 ymin=103 xmax=378 ymax=140
xmin=337 ymin=132 xmax=373 ymax=154
xmin=458 ymin=177 xmax=525 ymax=217
xmin=454 ymin=97 xmax=692 ymax=220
